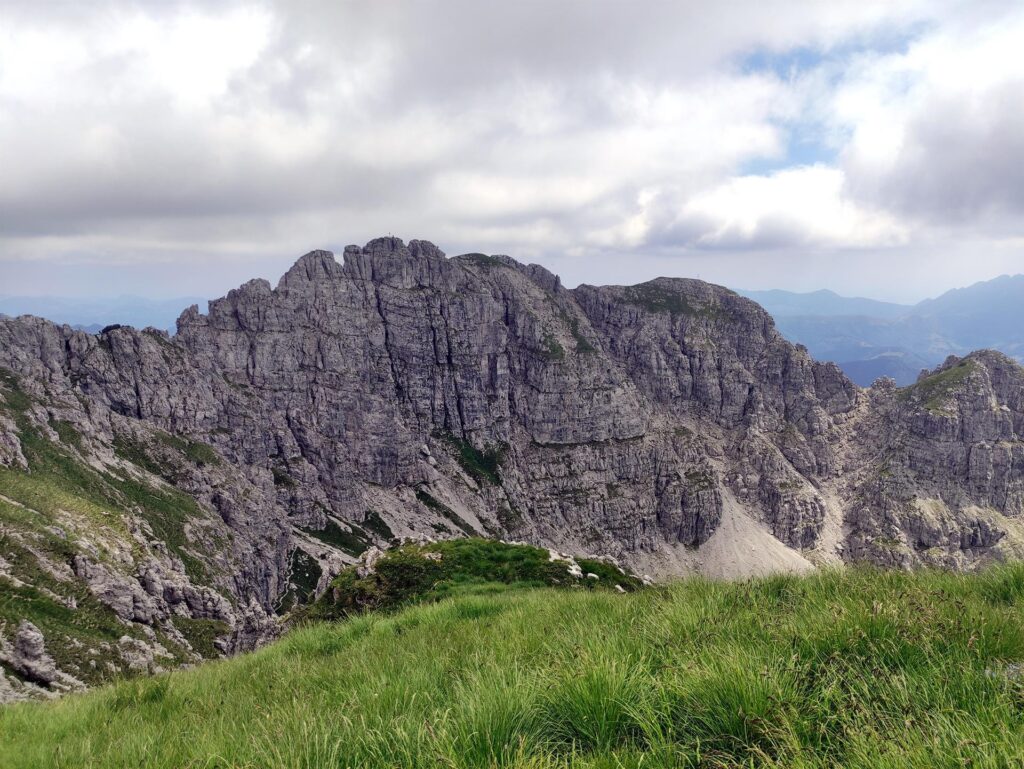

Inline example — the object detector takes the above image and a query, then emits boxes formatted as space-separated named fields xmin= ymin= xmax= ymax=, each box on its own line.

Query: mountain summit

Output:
xmin=2 ymin=238 xmax=1023 ymax=699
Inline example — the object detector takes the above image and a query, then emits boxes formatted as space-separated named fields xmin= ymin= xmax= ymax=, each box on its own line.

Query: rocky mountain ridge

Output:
xmin=2 ymin=236 xmax=1023 ymax=700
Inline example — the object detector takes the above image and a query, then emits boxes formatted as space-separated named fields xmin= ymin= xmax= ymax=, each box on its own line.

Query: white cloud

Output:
xmin=831 ymin=9 xmax=1024 ymax=227
xmin=676 ymin=165 xmax=907 ymax=249
xmin=0 ymin=0 xmax=1020 ymax=301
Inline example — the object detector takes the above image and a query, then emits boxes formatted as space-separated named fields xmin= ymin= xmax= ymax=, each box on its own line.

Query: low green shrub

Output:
xmin=307 ymin=538 xmax=639 ymax=621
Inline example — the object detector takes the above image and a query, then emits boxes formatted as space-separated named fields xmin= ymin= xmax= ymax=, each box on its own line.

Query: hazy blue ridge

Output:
xmin=736 ymin=288 xmax=913 ymax=319
xmin=737 ymin=274 xmax=1024 ymax=386
xmin=0 ymin=295 xmax=206 ymax=334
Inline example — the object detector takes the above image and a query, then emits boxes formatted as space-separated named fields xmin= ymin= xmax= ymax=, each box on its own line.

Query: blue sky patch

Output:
xmin=735 ymin=27 xmax=924 ymax=177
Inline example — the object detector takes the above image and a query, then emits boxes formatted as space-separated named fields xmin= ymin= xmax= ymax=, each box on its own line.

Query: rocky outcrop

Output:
xmin=0 ymin=621 xmax=83 ymax=700
xmin=2 ymin=237 xmax=1023 ymax=698
xmin=843 ymin=353 xmax=1024 ymax=567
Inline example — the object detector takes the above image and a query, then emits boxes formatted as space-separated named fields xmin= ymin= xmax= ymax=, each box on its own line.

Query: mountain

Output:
xmin=913 ymin=274 xmax=1024 ymax=357
xmin=2 ymin=236 xmax=1023 ymax=701
xmin=832 ymin=350 xmax=929 ymax=389
xmin=736 ymin=288 xmax=912 ymax=319
xmin=0 ymin=295 xmax=205 ymax=334
xmin=739 ymin=276 xmax=1024 ymax=385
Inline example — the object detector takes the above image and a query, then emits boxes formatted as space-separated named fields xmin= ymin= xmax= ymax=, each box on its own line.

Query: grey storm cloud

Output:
xmin=0 ymin=0 xmax=1022 ymax=301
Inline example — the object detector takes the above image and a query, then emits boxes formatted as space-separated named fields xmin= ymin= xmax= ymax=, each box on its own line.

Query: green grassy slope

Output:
xmin=0 ymin=370 xmax=229 ymax=680
xmin=3 ymin=566 xmax=1024 ymax=768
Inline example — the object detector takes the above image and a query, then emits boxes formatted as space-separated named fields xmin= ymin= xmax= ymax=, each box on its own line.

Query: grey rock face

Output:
xmin=843 ymin=352 xmax=1024 ymax=566
xmin=13 ymin=621 xmax=51 ymax=682
xmin=0 ymin=621 xmax=83 ymax=694
xmin=1 ymin=237 xmax=1023 ymax=698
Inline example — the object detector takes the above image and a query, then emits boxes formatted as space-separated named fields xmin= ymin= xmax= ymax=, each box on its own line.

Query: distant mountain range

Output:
xmin=738 ymin=274 xmax=1024 ymax=385
xmin=0 ymin=295 xmax=205 ymax=334
xmin=736 ymin=288 xmax=912 ymax=320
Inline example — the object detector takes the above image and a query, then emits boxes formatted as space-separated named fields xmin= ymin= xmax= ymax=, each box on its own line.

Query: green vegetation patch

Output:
xmin=457 ymin=252 xmax=506 ymax=269
xmin=103 ymin=468 xmax=208 ymax=582
xmin=684 ymin=468 xmax=713 ymax=491
xmin=112 ymin=433 xmax=168 ymax=479
xmin=564 ymin=314 xmax=596 ymax=354
xmin=435 ymin=432 xmax=506 ymax=485
xmin=0 ymin=370 xmax=223 ymax=687
xmin=555 ymin=309 xmax=597 ymax=354
xmin=361 ymin=510 xmax=395 ymax=541
xmin=497 ymin=501 xmax=525 ymax=530
xmin=623 ymin=282 xmax=724 ymax=320
xmin=173 ymin=617 xmax=230 ymax=658
xmin=155 ymin=432 xmax=221 ymax=467
xmin=308 ymin=538 xmax=638 ymax=622
xmin=300 ymin=518 xmax=372 ymax=557
xmin=5 ymin=565 xmax=1024 ymax=768
xmin=49 ymin=419 xmax=83 ymax=451
xmin=900 ymin=359 xmax=978 ymax=414
xmin=271 ymin=466 xmax=297 ymax=488
xmin=1 ymin=369 xmax=211 ymax=584
xmin=415 ymin=488 xmax=477 ymax=535
xmin=0 ymin=368 xmax=32 ymax=412
xmin=541 ymin=331 xmax=566 ymax=360
xmin=0 ymin=500 xmax=155 ymax=685
xmin=113 ymin=430 xmax=221 ymax=483
xmin=277 ymin=548 xmax=322 ymax=614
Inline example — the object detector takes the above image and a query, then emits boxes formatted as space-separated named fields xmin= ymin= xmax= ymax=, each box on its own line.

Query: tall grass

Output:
xmin=3 ymin=566 xmax=1024 ymax=768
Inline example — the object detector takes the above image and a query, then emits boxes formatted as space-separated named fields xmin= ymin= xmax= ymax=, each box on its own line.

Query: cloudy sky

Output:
xmin=1 ymin=0 xmax=1022 ymax=302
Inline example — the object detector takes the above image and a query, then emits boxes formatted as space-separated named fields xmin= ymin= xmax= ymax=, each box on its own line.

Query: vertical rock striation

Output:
xmin=2 ymin=237 xmax=1023 ymax=697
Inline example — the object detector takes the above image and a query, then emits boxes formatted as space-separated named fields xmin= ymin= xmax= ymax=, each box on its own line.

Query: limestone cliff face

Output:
xmin=843 ymin=352 xmax=1024 ymax=568
xmin=2 ymin=237 xmax=1023 ymax=697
